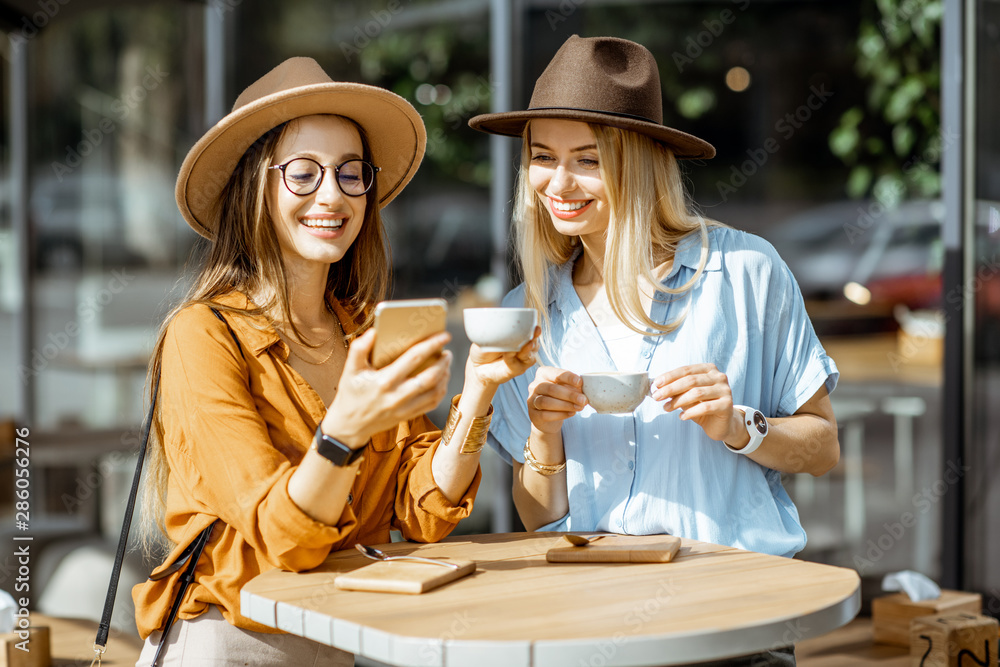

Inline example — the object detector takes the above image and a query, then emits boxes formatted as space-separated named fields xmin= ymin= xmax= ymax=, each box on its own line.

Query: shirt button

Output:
xmin=347 ymin=493 xmax=353 ymax=505
xmin=628 ymin=461 xmax=634 ymax=471
xmin=643 ymin=348 xmax=652 ymax=358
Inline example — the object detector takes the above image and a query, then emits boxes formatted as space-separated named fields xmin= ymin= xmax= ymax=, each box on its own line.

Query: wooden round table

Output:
xmin=241 ymin=532 xmax=860 ymax=666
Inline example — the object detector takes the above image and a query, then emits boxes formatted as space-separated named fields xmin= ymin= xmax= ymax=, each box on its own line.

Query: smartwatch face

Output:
xmin=752 ymin=411 xmax=768 ymax=435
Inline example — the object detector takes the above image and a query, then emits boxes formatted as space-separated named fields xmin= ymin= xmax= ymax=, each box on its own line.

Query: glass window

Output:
xmin=26 ymin=5 xmax=205 ymax=430
xmin=968 ymin=0 xmax=1000 ymax=612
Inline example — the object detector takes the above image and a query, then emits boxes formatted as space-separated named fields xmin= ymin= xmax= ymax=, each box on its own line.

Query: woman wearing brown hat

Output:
xmin=132 ymin=57 xmax=536 ymax=665
xmin=472 ymin=36 xmax=838 ymax=665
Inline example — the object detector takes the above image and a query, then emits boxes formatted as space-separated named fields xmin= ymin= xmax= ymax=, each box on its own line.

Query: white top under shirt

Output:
xmin=594 ymin=317 xmax=646 ymax=372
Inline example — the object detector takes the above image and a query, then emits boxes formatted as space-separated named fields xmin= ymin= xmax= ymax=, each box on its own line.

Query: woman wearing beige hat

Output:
xmin=472 ymin=36 xmax=838 ymax=665
xmin=131 ymin=57 xmax=536 ymax=665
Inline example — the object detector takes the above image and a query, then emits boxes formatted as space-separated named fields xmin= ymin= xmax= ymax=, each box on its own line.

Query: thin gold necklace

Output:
xmin=283 ymin=300 xmax=348 ymax=366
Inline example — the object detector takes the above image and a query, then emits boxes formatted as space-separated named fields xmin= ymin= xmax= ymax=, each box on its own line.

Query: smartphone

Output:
xmin=371 ymin=298 xmax=448 ymax=370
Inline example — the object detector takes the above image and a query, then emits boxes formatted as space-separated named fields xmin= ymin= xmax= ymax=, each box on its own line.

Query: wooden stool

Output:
xmin=1 ymin=626 xmax=51 ymax=667
xmin=910 ymin=612 xmax=998 ymax=666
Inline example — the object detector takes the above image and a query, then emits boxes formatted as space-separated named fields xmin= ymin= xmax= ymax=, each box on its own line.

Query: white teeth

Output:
xmin=301 ymin=219 xmax=344 ymax=229
xmin=552 ymin=200 xmax=589 ymax=212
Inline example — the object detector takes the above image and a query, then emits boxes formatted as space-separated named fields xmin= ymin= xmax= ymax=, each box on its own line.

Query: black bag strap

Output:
xmin=93 ymin=308 xmax=243 ymax=665
xmin=148 ymin=521 xmax=215 ymax=667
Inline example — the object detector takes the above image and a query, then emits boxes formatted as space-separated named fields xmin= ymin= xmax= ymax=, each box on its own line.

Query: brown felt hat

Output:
xmin=469 ymin=35 xmax=714 ymax=159
xmin=177 ymin=57 xmax=426 ymax=239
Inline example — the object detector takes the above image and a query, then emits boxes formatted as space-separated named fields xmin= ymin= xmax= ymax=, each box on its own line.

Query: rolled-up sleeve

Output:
xmin=160 ymin=305 xmax=353 ymax=571
xmin=756 ymin=247 xmax=840 ymax=417
xmin=392 ymin=415 xmax=481 ymax=542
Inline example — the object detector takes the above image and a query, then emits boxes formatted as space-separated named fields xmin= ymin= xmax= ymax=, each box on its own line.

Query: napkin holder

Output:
xmin=872 ymin=589 xmax=982 ymax=647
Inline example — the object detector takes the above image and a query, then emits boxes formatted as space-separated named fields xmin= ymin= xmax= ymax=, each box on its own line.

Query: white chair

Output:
xmin=880 ymin=396 xmax=929 ymax=573
xmin=830 ymin=397 xmax=877 ymax=545
xmin=880 ymin=396 xmax=927 ymax=505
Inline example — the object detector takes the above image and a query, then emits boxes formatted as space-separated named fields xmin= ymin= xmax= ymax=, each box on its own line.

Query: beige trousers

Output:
xmin=136 ymin=605 xmax=353 ymax=666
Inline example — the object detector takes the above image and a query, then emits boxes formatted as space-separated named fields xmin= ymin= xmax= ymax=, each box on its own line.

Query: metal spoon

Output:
xmin=355 ymin=544 xmax=460 ymax=569
xmin=563 ymin=534 xmax=606 ymax=546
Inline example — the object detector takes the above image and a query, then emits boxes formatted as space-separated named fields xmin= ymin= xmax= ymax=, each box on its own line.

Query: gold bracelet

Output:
xmin=522 ymin=438 xmax=566 ymax=475
xmin=440 ymin=394 xmax=493 ymax=454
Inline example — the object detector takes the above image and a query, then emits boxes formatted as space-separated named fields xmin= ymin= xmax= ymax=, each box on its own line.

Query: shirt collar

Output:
xmin=211 ymin=291 xmax=357 ymax=358
xmin=663 ymin=226 xmax=722 ymax=282
xmin=550 ymin=227 xmax=721 ymax=312
xmin=550 ymin=246 xmax=581 ymax=309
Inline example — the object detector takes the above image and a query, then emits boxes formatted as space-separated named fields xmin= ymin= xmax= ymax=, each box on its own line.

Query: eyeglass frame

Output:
xmin=268 ymin=157 xmax=381 ymax=198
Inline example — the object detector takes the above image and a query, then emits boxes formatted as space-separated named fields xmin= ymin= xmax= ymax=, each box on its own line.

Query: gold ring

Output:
xmin=533 ymin=395 xmax=542 ymax=410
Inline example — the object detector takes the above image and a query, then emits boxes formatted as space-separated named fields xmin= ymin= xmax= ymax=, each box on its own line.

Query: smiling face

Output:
xmin=266 ymin=115 xmax=368 ymax=274
xmin=527 ymin=119 xmax=610 ymax=242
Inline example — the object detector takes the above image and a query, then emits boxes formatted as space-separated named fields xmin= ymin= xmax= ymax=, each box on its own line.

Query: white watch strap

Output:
xmin=725 ymin=405 xmax=766 ymax=455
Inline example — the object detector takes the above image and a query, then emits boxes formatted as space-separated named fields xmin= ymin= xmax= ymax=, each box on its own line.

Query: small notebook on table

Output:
xmin=334 ymin=560 xmax=476 ymax=594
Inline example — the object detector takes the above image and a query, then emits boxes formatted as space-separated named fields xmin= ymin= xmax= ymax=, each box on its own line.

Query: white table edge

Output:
xmin=243 ymin=580 xmax=861 ymax=667
xmin=530 ymin=582 xmax=862 ymax=666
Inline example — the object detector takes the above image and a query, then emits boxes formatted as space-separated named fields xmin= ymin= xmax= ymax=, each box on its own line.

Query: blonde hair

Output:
xmin=139 ymin=116 xmax=389 ymax=552
xmin=514 ymin=122 xmax=719 ymax=346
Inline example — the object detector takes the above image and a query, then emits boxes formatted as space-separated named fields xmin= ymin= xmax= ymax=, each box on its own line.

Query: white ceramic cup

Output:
xmin=581 ymin=371 xmax=652 ymax=414
xmin=463 ymin=307 xmax=538 ymax=353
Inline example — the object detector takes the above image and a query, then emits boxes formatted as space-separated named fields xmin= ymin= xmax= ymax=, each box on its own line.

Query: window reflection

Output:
xmin=28 ymin=5 xmax=203 ymax=428
xmin=968 ymin=0 xmax=1000 ymax=611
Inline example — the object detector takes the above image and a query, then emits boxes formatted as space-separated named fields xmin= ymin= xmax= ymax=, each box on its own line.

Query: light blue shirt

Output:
xmin=488 ymin=226 xmax=838 ymax=557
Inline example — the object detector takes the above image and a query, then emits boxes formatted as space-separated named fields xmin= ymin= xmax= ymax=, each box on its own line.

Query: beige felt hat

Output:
xmin=469 ymin=35 xmax=714 ymax=159
xmin=176 ymin=57 xmax=426 ymax=239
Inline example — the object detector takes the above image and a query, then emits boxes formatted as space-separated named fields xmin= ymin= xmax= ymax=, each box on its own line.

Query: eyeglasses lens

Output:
xmin=283 ymin=158 xmax=374 ymax=197
xmin=284 ymin=158 xmax=321 ymax=194
xmin=337 ymin=160 xmax=371 ymax=196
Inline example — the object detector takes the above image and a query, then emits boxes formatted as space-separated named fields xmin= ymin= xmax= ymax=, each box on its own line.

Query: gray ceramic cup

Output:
xmin=580 ymin=371 xmax=652 ymax=414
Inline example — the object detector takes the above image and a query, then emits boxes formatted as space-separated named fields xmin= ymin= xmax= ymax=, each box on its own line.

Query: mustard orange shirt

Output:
xmin=132 ymin=292 xmax=480 ymax=638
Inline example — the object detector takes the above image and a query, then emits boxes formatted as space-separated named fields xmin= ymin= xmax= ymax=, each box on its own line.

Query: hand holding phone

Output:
xmin=371 ymin=298 xmax=448 ymax=370
xmin=322 ymin=299 xmax=450 ymax=447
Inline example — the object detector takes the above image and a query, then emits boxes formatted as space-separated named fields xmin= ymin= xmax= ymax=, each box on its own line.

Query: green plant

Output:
xmin=352 ymin=27 xmax=492 ymax=187
xmin=829 ymin=0 xmax=943 ymax=206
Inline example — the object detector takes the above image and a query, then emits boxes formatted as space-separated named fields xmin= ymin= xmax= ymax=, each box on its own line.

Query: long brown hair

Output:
xmin=140 ymin=115 xmax=389 ymax=550
xmin=515 ymin=121 xmax=720 ymax=346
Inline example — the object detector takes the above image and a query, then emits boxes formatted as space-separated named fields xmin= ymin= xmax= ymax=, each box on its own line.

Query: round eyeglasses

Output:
xmin=269 ymin=157 xmax=380 ymax=197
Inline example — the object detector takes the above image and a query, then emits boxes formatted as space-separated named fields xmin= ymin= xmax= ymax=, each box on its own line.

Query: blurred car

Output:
xmin=768 ymin=198 xmax=1000 ymax=336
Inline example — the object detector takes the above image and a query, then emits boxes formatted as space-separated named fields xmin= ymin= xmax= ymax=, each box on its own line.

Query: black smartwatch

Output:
xmin=312 ymin=425 xmax=366 ymax=467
